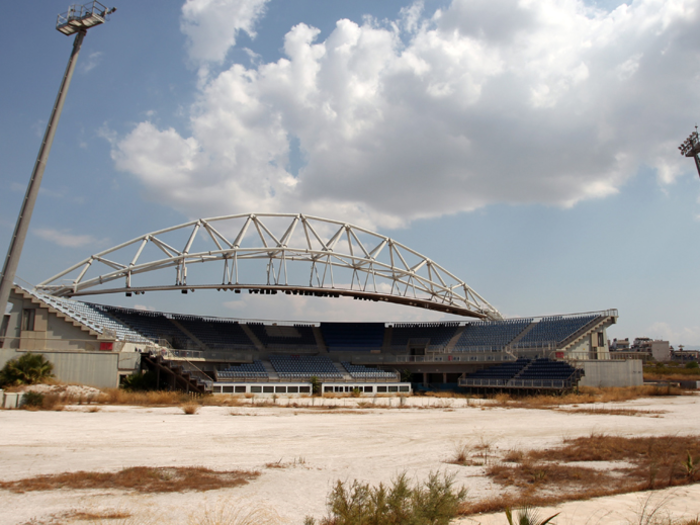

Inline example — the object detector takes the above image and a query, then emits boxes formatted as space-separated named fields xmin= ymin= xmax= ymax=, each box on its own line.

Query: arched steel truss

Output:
xmin=35 ymin=213 xmax=503 ymax=320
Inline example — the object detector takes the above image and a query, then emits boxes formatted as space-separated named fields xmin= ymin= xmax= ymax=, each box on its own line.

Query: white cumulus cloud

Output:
xmin=113 ymin=0 xmax=700 ymax=230
xmin=181 ymin=0 xmax=270 ymax=65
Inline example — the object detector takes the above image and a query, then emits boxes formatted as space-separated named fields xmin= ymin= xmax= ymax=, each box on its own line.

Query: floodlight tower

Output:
xmin=679 ymin=126 xmax=700 ymax=178
xmin=0 ymin=2 xmax=116 ymax=323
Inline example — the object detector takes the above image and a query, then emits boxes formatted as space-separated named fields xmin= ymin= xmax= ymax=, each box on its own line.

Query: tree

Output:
xmin=121 ymin=370 xmax=158 ymax=391
xmin=309 ymin=375 xmax=321 ymax=395
xmin=400 ymin=369 xmax=413 ymax=383
xmin=0 ymin=353 xmax=54 ymax=387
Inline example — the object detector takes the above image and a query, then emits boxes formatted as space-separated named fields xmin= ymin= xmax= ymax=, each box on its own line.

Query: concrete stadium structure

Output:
xmin=0 ymin=214 xmax=640 ymax=393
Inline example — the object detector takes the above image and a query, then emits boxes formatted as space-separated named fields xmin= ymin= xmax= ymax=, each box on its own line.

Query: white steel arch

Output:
xmin=35 ymin=213 xmax=503 ymax=320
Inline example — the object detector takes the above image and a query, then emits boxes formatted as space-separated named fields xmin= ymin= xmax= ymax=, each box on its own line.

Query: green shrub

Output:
xmin=21 ymin=391 xmax=45 ymax=408
xmin=686 ymin=361 xmax=699 ymax=369
xmin=0 ymin=353 xmax=54 ymax=387
xmin=121 ymin=371 xmax=158 ymax=391
xmin=318 ymin=471 xmax=466 ymax=525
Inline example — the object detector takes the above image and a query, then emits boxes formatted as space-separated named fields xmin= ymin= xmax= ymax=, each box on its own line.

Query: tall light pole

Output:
xmin=0 ymin=2 xmax=116 ymax=320
xmin=679 ymin=126 xmax=700 ymax=178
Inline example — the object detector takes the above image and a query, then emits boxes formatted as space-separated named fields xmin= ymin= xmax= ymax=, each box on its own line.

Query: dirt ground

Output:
xmin=2 ymin=394 xmax=700 ymax=525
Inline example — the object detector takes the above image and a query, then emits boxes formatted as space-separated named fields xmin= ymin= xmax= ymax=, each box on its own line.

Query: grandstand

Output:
xmin=321 ymin=323 xmax=385 ymax=351
xmin=1 ymin=213 xmax=641 ymax=395
xmin=459 ymin=357 xmax=584 ymax=392
xmin=0 ymin=283 xmax=627 ymax=394
xmin=0 ymin=213 xmax=631 ymax=395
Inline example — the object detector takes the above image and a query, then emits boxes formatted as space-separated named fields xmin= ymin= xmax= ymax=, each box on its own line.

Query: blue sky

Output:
xmin=1 ymin=0 xmax=700 ymax=346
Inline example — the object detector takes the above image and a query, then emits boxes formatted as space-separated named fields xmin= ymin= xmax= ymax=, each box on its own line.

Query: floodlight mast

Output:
xmin=0 ymin=2 xmax=116 ymax=323
xmin=678 ymin=126 xmax=700 ymax=178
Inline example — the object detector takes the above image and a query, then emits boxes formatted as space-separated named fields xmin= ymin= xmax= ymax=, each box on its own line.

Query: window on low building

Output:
xmin=21 ymin=309 xmax=35 ymax=331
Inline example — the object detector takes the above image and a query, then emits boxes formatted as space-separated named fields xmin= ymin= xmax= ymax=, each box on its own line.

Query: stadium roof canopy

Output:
xmin=35 ymin=213 xmax=503 ymax=320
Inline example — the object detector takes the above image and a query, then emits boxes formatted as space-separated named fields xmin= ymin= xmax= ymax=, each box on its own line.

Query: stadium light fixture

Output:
xmin=678 ymin=126 xmax=700 ymax=179
xmin=56 ymin=2 xmax=116 ymax=35
xmin=0 ymin=2 xmax=116 ymax=327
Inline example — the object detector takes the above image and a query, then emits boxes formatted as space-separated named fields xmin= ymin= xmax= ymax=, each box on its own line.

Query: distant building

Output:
xmin=631 ymin=337 xmax=671 ymax=362
xmin=672 ymin=348 xmax=700 ymax=362
xmin=610 ymin=338 xmax=630 ymax=351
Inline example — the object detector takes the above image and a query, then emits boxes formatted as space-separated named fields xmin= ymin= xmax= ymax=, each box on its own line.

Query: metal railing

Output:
xmin=460 ymin=378 xmax=576 ymax=389
xmin=56 ymin=1 xmax=108 ymax=29
xmin=565 ymin=351 xmax=638 ymax=361
xmin=356 ymin=353 xmax=514 ymax=364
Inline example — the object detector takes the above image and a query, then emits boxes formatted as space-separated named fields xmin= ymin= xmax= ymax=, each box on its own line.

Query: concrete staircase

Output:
xmin=334 ymin=362 xmax=353 ymax=380
xmin=561 ymin=315 xmax=614 ymax=352
xmin=507 ymin=322 xmax=537 ymax=347
xmin=443 ymin=326 xmax=466 ymax=352
xmin=168 ymin=318 xmax=207 ymax=351
xmin=262 ymin=360 xmax=279 ymax=380
xmin=142 ymin=353 xmax=211 ymax=393
xmin=241 ymin=324 xmax=265 ymax=350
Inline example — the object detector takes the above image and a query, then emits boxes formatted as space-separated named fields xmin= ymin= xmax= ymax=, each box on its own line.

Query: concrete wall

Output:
xmin=1 ymin=290 xmax=101 ymax=350
xmin=651 ymin=341 xmax=671 ymax=362
xmin=2 ymin=295 xmax=23 ymax=343
xmin=578 ymin=359 xmax=643 ymax=388
xmin=567 ymin=323 xmax=611 ymax=359
xmin=0 ymin=349 xmax=120 ymax=389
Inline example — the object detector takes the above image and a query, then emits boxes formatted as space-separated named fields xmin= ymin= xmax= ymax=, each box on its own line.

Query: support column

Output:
xmin=0 ymin=31 xmax=86 ymax=317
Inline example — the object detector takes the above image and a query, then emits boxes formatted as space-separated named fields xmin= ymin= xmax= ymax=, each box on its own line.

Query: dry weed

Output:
xmin=449 ymin=443 xmax=471 ymax=466
xmin=188 ymin=500 xmax=282 ymax=525
xmin=503 ymin=448 xmax=524 ymax=463
xmin=181 ymin=402 xmax=200 ymax=415
xmin=264 ymin=457 xmax=306 ymax=469
xmin=265 ymin=459 xmax=286 ymax=469
xmin=448 ymin=436 xmax=495 ymax=466
xmin=0 ymin=466 xmax=260 ymax=493
xmin=42 ymin=393 xmax=65 ymax=411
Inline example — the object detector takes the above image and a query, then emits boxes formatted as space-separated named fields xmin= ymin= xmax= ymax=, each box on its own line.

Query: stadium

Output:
xmin=0 ymin=213 xmax=638 ymax=396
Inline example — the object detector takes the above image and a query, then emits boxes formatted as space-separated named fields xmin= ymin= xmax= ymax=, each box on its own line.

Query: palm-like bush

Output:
xmin=0 ymin=353 xmax=54 ymax=387
xmin=505 ymin=506 xmax=559 ymax=525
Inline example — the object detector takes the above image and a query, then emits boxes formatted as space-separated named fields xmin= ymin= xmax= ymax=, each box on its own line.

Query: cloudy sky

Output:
xmin=1 ymin=0 xmax=699 ymax=345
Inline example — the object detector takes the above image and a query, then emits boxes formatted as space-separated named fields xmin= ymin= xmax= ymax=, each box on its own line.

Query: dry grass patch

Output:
xmin=0 ymin=466 xmax=260 ymax=494
xmin=65 ymin=509 xmax=132 ymax=521
xmin=458 ymin=434 xmax=700 ymax=516
xmin=488 ymin=385 xmax=688 ymax=410
xmin=557 ymin=406 xmax=665 ymax=417
xmin=97 ymin=389 xmax=191 ymax=406
xmin=423 ymin=391 xmax=468 ymax=398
